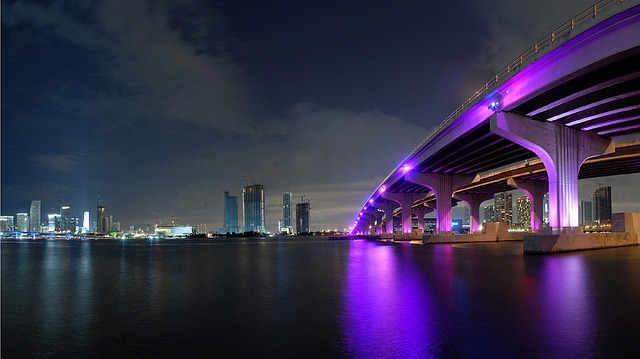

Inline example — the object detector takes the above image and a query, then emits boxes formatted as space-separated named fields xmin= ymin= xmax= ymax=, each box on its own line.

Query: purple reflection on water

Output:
xmin=537 ymin=255 xmax=597 ymax=355
xmin=341 ymin=241 xmax=438 ymax=358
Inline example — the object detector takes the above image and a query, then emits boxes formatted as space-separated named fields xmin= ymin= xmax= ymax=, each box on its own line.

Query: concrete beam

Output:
xmin=405 ymin=173 xmax=474 ymax=234
xmin=491 ymin=112 xmax=613 ymax=231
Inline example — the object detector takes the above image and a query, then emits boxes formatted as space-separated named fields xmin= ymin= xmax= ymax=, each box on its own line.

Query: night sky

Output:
xmin=3 ymin=0 xmax=638 ymax=232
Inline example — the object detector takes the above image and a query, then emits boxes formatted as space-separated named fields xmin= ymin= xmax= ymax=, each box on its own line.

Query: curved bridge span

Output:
xmin=353 ymin=0 xmax=640 ymax=236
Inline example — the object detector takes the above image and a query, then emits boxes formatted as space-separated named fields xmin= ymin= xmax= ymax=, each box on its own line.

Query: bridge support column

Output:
xmin=491 ymin=112 xmax=613 ymax=232
xmin=412 ymin=206 xmax=431 ymax=232
xmin=405 ymin=173 xmax=474 ymax=234
xmin=507 ymin=177 xmax=548 ymax=232
xmin=377 ymin=202 xmax=399 ymax=234
xmin=453 ymin=193 xmax=494 ymax=233
xmin=362 ymin=213 xmax=377 ymax=235
xmin=381 ymin=192 xmax=427 ymax=234
xmin=365 ymin=209 xmax=384 ymax=234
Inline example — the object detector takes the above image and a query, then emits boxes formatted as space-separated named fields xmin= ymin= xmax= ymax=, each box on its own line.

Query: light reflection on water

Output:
xmin=2 ymin=238 xmax=640 ymax=358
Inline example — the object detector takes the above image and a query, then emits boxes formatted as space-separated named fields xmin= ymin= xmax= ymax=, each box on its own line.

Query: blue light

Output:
xmin=488 ymin=100 xmax=500 ymax=111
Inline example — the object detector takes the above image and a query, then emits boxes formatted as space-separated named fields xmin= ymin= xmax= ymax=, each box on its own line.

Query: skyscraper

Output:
xmin=0 ymin=216 xmax=14 ymax=231
xmin=283 ymin=192 xmax=292 ymax=227
xmin=243 ymin=184 xmax=266 ymax=233
xmin=296 ymin=200 xmax=310 ymax=234
xmin=16 ymin=213 xmax=29 ymax=232
xmin=516 ymin=196 xmax=531 ymax=231
xmin=30 ymin=200 xmax=41 ymax=232
xmin=83 ymin=211 xmax=90 ymax=233
xmin=494 ymin=192 xmax=513 ymax=225
xmin=592 ymin=185 xmax=612 ymax=225
xmin=60 ymin=205 xmax=72 ymax=233
xmin=580 ymin=200 xmax=593 ymax=226
xmin=483 ymin=205 xmax=496 ymax=223
xmin=97 ymin=205 xmax=107 ymax=234
xmin=221 ymin=190 xmax=239 ymax=234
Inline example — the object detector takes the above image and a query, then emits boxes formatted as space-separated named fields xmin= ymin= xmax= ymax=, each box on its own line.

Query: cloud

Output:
xmin=31 ymin=154 xmax=81 ymax=172
xmin=5 ymin=0 xmax=254 ymax=134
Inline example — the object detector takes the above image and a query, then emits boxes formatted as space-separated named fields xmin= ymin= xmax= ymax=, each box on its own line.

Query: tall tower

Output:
xmin=243 ymin=184 xmax=266 ymax=233
xmin=494 ymin=192 xmax=513 ymax=225
xmin=516 ymin=196 xmax=531 ymax=231
xmin=97 ymin=205 xmax=107 ymax=234
xmin=283 ymin=192 xmax=292 ymax=227
xmin=592 ymin=185 xmax=612 ymax=225
xmin=29 ymin=200 xmax=41 ymax=232
xmin=296 ymin=199 xmax=310 ymax=234
xmin=221 ymin=190 xmax=239 ymax=234
xmin=580 ymin=200 xmax=593 ymax=226
xmin=60 ymin=206 xmax=72 ymax=233
xmin=83 ymin=211 xmax=90 ymax=233
xmin=16 ymin=213 xmax=29 ymax=232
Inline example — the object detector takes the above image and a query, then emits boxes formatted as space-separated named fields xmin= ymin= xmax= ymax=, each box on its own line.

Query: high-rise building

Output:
xmin=221 ymin=190 xmax=239 ymax=233
xmin=60 ymin=205 xmax=72 ymax=232
xmin=97 ymin=205 xmax=107 ymax=234
xmin=243 ymin=184 xmax=266 ymax=233
xmin=296 ymin=201 xmax=310 ymax=234
xmin=543 ymin=193 xmax=549 ymax=227
xmin=83 ymin=211 xmax=90 ymax=233
xmin=516 ymin=196 xmax=531 ymax=231
xmin=48 ymin=214 xmax=61 ymax=232
xmin=1 ymin=216 xmax=14 ymax=231
xmin=283 ymin=192 xmax=292 ymax=227
xmin=30 ymin=200 xmax=41 ymax=232
xmin=483 ymin=205 xmax=496 ymax=223
xmin=16 ymin=213 xmax=29 ymax=232
xmin=592 ymin=185 xmax=612 ymax=225
xmin=580 ymin=200 xmax=593 ymax=226
xmin=494 ymin=192 xmax=513 ymax=225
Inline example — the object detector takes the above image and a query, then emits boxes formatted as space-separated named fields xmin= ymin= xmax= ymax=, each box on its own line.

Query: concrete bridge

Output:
xmin=352 ymin=0 xmax=640 ymax=252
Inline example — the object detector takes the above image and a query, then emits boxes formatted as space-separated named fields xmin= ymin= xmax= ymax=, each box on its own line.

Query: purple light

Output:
xmin=379 ymin=186 xmax=386 ymax=193
xmin=402 ymin=164 xmax=412 ymax=173
xmin=369 ymin=199 xmax=374 ymax=204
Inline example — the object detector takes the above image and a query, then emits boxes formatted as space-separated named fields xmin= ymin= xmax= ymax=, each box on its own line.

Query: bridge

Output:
xmin=351 ymin=0 xmax=640 ymax=250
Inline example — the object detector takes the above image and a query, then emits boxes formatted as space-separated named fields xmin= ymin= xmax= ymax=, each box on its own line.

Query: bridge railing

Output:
xmin=400 ymin=0 xmax=637 ymax=167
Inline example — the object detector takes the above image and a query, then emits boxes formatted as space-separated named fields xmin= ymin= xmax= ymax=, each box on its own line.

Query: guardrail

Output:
xmin=403 ymin=0 xmax=636 ymax=166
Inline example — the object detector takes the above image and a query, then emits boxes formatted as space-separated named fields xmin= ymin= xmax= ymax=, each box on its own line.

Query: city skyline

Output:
xmin=3 ymin=0 xmax=639 ymax=231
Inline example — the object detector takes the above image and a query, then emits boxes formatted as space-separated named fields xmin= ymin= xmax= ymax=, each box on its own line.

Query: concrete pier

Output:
xmin=524 ymin=213 xmax=640 ymax=254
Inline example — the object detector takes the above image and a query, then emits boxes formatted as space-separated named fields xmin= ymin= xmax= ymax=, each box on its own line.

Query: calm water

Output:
xmin=2 ymin=237 xmax=640 ymax=358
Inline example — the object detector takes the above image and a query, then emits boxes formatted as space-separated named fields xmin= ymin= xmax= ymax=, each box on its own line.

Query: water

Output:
xmin=2 ymin=237 xmax=640 ymax=358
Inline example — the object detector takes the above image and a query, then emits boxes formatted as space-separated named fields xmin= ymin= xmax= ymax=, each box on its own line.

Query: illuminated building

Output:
xmin=60 ymin=206 xmax=72 ymax=232
xmin=48 ymin=214 xmax=61 ymax=232
xmin=221 ymin=190 xmax=239 ymax=233
xmin=283 ymin=192 xmax=292 ymax=227
xmin=580 ymin=200 xmax=593 ymax=226
xmin=483 ymin=205 xmax=496 ymax=223
xmin=97 ymin=205 xmax=107 ymax=234
xmin=243 ymin=184 xmax=266 ymax=233
xmin=516 ymin=196 xmax=530 ymax=231
xmin=592 ymin=185 xmax=612 ymax=225
xmin=1 ymin=216 xmax=15 ymax=231
xmin=282 ymin=192 xmax=293 ymax=234
xmin=30 ymin=200 xmax=41 ymax=232
xmin=16 ymin=213 xmax=29 ymax=232
xmin=83 ymin=211 xmax=90 ymax=233
xmin=296 ymin=200 xmax=310 ymax=234
xmin=494 ymin=192 xmax=513 ymax=225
